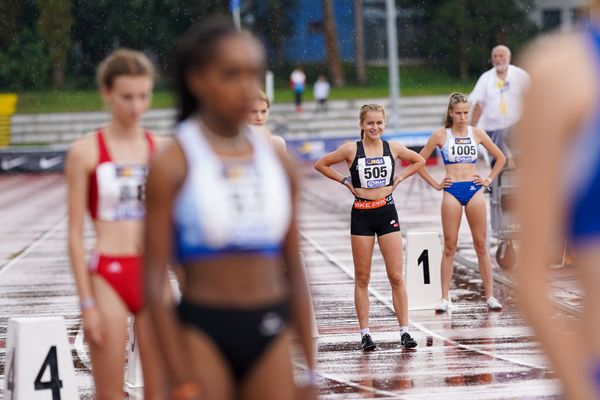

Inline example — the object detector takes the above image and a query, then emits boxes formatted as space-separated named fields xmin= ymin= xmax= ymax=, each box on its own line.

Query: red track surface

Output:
xmin=0 ymin=167 xmax=578 ymax=399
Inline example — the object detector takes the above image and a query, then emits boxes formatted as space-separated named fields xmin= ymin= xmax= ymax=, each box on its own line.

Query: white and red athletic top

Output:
xmin=88 ymin=129 xmax=155 ymax=221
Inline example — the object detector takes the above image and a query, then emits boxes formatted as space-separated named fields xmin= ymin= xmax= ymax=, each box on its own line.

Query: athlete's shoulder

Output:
xmin=521 ymin=32 xmax=587 ymax=78
xmin=150 ymin=134 xmax=173 ymax=153
xmin=68 ymin=131 xmax=98 ymax=158
xmin=338 ymin=140 xmax=357 ymax=155
xmin=431 ymin=127 xmax=446 ymax=140
xmin=522 ymin=32 xmax=595 ymax=107
xmin=66 ymin=132 xmax=99 ymax=174
xmin=470 ymin=126 xmax=487 ymax=140
xmin=389 ymin=140 xmax=407 ymax=152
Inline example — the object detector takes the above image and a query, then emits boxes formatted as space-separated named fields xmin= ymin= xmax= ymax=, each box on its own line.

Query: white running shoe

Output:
xmin=435 ymin=298 xmax=451 ymax=313
xmin=486 ymin=297 xmax=503 ymax=311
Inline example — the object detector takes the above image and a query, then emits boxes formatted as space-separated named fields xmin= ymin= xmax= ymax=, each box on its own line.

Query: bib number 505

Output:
xmin=364 ymin=166 xmax=387 ymax=179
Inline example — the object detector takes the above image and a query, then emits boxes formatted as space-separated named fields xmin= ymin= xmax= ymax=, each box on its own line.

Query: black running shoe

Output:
xmin=401 ymin=332 xmax=417 ymax=348
xmin=361 ymin=334 xmax=376 ymax=351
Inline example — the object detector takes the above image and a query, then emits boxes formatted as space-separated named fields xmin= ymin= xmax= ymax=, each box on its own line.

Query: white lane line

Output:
xmin=293 ymin=361 xmax=410 ymax=399
xmin=300 ymin=229 xmax=547 ymax=371
xmin=0 ymin=214 xmax=67 ymax=277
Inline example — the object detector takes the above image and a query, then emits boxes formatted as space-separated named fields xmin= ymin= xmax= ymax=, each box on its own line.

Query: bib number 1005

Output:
xmin=451 ymin=145 xmax=477 ymax=156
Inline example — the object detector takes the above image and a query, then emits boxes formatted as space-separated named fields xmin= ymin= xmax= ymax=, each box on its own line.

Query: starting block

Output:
xmin=4 ymin=316 xmax=78 ymax=399
xmin=405 ymin=231 xmax=442 ymax=310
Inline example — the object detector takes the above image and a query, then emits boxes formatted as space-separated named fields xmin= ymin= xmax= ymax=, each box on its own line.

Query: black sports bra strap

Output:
xmin=355 ymin=141 xmax=365 ymax=158
xmin=382 ymin=140 xmax=392 ymax=157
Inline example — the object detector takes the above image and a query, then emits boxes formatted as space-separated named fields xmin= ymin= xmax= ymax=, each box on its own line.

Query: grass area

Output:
xmin=13 ymin=66 xmax=476 ymax=114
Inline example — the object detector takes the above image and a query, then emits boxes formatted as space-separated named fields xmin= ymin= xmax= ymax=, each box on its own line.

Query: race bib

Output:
xmin=222 ymin=162 xmax=270 ymax=244
xmin=447 ymin=137 xmax=478 ymax=163
xmin=97 ymin=163 xmax=148 ymax=220
xmin=357 ymin=156 xmax=393 ymax=188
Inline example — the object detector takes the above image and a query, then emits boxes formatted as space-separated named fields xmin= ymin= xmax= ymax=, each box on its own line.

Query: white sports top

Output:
xmin=441 ymin=126 xmax=478 ymax=165
xmin=173 ymin=118 xmax=292 ymax=262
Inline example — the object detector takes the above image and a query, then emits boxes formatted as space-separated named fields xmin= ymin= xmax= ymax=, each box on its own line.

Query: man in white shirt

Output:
xmin=313 ymin=75 xmax=330 ymax=113
xmin=470 ymin=45 xmax=530 ymax=165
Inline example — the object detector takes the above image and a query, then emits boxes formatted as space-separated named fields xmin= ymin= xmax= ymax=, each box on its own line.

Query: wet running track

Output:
xmin=0 ymin=164 xmax=583 ymax=399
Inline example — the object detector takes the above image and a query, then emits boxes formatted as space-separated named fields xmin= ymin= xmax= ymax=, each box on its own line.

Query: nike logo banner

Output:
xmin=0 ymin=148 xmax=67 ymax=173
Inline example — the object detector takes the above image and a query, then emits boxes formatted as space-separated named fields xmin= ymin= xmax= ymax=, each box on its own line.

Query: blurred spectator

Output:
xmin=290 ymin=66 xmax=306 ymax=112
xmin=470 ymin=45 xmax=530 ymax=166
xmin=313 ymin=75 xmax=331 ymax=113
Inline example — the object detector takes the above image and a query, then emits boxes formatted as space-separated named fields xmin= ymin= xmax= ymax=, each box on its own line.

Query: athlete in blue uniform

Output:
xmin=518 ymin=12 xmax=600 ymax=399
xmin=143 ymin=19 xmax=316 ymax=400
xmin=418 ymin=93 xmax=506 ymax=313
xmin=315 ymin=104 xmax=425 ymax=351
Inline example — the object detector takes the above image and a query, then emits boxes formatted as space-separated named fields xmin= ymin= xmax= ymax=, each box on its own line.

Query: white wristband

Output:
xmin=302 ymin=369 xmax=319 ymax=387
xmin=80 ymin=297 xmax=96 ymax=311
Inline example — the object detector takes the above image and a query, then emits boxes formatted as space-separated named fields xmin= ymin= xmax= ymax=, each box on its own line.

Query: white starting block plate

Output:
xmin=405 ymin=231 xmax=442 ymax=310
xmin=4 ymin=316 xmax=78 ymax=400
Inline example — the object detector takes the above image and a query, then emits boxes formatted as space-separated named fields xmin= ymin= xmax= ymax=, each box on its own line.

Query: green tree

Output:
xmin=70 ymin=0 xmax=219 ymax=86
xmin=38 ymin=0 xmax=74 ymax=88
xmin=354 ymin=0 xmax=366 ymax=85
xmin=399 ymin=0 xmax=537 ymax=80
xmin=0 ymin=28 xmax=50 ymax=90
xmin=0 ymin=0 xmax=24 ymax=48
xmin=249 ymin=0 xmax=297 ymax=69
xmin=323 ymin=0 xmax=344 ymax=86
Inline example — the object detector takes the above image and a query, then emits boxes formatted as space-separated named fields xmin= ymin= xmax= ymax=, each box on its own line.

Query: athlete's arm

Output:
xmin=417 ymin=130 xmax=449 ymax=190
xmin=144 ymin=142 xmax=194 ymax=387
xmin=474 ymin=127 xmax=506 ymax=186
xmin=390 ymin=142 xmax=425 ymax=188
xmin=276 ymin=149 xmax=318 ymax=398
xmin=65 ymin=138 xmax=104 ymax=346
xmin=314 ymin=142 xmax=357 ymax=196
xmin=517 ymin=36 xmax=593 ymax=400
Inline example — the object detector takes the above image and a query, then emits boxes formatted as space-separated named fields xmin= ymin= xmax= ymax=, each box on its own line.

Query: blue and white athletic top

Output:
xmin=565 ymin=27 xmax=600 ymax=243
xmin=173 ymin=118 xmax=292 ymax=262
xmin=441 ymin=126 xmax=478 ymax=165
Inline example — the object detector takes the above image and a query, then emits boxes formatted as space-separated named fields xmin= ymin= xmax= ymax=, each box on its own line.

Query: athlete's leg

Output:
xmin=182 ymin=326 xmax=235 ymax=400
xmin=351 ymin=235 xmax=376 ymax=329
xmin=88 ymin=275 xmax=129 ymax=400
xmin=377 ymin=231 xmax=409 ymax=326
xmin=136 ymin=310 xmax=168 ymax=400
xmin=440 ymin=192 xmax=463 ymax=300
xmin=464 ymin=190 xmax=494 ymax=299
xmin=239 ymin=332 xmax=295 ymax=400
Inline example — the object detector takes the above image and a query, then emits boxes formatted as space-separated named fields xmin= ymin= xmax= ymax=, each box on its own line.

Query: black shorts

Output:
xmin=351 ymin=195 xmax=401 ymax=236
xmin=177 ymin=299 xmax=289 ymax=381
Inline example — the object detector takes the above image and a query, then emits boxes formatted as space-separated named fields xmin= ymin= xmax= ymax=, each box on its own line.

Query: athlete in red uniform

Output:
xmin=66 ymin=49 xmax=167 ymax=399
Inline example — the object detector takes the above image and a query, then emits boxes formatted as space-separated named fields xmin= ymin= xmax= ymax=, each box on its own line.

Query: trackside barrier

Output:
xmin=0 ymin=94 xmax=17 ymax=147
xmin=405 ymin=231 xmax=442 ymax=310
xmin=4 ymin=316 xmax=78 ymax=399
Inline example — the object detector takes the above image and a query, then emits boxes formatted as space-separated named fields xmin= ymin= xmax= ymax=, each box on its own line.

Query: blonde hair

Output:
xmin=359 ymin=104 xmax=386 ymax=140
xmin=255 ymin=88 xmax=270 ymax=108
xmin=96 ymin=49 xmax=155 ymax=89
xmin=445 ymin=92 xmax=469 ymax=128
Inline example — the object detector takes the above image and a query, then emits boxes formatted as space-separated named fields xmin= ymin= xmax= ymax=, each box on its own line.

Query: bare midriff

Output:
xmin=181 ymin=255 xmax=287 ymax=307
